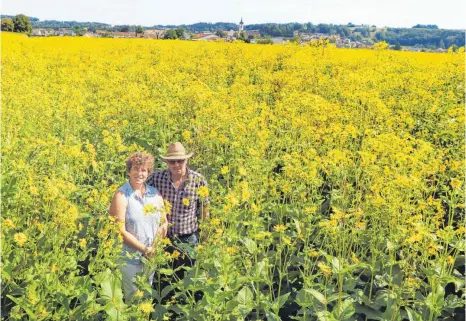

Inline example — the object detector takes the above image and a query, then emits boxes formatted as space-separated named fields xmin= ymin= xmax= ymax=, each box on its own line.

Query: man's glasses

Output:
xmin=167 ymin=160 xmax=185 ymax=165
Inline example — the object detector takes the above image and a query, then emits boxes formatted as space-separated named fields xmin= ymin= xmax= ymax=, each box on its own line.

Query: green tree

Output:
xmin=291 ymin=36 xmax=301 ymax=43
xmin=215 ymin=29 xmax=226 ymax=38
xmin=439 ymin=39 xmax=445 ymax=49
xmin=164 ymin=29 xmax=178 ymax=39
xmin=175 ymin=28 xmax=184 ymax=38
xmin=13 ymin=14 xmax=32 ymax=33
xmin=120 ymin=25 xmax=129 ymax=32
xmin=135 ymin=26 xmax=144 ymax=35
xmin=1 ymin=18 xmax=14 ymax=31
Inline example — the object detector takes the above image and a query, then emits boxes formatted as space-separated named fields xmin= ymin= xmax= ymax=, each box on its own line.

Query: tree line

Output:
xmin=375 ymin=28 xmax=464 ymax=48
xmin=2 ymin=15 xmax=464 ymax=48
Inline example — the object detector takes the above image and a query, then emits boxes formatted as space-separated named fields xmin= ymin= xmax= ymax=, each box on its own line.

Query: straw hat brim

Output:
xmin=160 ymin=152 xmax=194 ymax=160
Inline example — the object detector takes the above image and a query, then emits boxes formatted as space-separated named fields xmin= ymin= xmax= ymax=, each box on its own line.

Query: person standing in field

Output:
xmin=109 ymin=152 xmax=168 ymax=303
xmin=146 ymin=142 xmax=210 ymax=251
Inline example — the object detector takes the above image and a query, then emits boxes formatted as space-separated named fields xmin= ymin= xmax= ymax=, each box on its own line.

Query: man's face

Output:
xmin=167 ymin=159 xmax=187 ymax=176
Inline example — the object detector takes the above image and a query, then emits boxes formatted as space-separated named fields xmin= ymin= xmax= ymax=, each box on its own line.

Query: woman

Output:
xmin=109 ymin=152 xmax=167 ymax=302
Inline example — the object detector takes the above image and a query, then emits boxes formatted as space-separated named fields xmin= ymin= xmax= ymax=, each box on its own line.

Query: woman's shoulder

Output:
xmin=116 ymin=182 xmax=132 ymax=197
xmin=146 ymin=184 xmax=162 ymax=197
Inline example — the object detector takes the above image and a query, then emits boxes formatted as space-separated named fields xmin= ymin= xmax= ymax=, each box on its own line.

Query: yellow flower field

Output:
xmin=1 ymin=32 xmax=464 ymax=320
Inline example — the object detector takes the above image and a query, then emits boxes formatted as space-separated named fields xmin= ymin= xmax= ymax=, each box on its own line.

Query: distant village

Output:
xmin=30 ymin=19 xmax=449 ymax=52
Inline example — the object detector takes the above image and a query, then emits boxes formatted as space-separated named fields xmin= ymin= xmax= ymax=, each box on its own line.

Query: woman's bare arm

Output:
xmin=109 ymin=191 xmax=153 ymax=255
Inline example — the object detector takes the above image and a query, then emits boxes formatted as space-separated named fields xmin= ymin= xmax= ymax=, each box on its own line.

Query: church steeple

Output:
xmin=239 ymin=18 xmax=244 ymax=32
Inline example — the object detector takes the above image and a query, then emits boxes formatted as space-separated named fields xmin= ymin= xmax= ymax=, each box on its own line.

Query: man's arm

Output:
xmin=201 ymin=206 xmax=209 ymax=221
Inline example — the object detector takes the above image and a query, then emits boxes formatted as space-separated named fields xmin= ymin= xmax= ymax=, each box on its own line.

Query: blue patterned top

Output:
xmin=118 ymin=181 xmax=164 ymax=264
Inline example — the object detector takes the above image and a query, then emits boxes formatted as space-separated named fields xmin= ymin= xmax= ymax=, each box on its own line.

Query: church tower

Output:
xmin=239 ymin=18 xmax=244 ymax=32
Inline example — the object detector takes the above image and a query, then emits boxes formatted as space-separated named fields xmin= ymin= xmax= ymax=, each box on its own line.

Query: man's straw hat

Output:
xmin=160 ymin=142 xmax=193 ymax=160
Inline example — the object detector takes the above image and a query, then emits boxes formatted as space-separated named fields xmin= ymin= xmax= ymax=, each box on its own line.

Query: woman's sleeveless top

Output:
xmin=118 ymin=181 xmax=164 ymax=264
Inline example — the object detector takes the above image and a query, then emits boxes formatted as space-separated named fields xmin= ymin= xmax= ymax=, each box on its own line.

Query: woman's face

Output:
xmin=128 ymin=164 xmax=150 ymax=185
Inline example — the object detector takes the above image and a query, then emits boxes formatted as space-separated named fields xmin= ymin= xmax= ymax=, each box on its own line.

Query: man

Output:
xmin=146 ymin=142 xmax=209 ymax=249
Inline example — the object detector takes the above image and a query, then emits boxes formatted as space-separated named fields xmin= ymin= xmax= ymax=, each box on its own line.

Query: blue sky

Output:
xmin=2 ymin=0 xmax=465 ymax=29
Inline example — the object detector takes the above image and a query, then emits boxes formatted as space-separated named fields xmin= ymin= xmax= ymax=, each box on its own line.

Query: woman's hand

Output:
xmin=144 ymin=246 xmax=155 ymax=257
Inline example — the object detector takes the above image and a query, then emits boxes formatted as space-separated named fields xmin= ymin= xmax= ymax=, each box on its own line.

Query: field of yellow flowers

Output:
xmin=1 ymin=32 xmax=465 ymax=321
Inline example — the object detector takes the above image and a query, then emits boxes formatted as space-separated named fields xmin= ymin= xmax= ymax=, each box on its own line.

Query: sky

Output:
xmin=2 ymin=0 xmax=465 ymax=29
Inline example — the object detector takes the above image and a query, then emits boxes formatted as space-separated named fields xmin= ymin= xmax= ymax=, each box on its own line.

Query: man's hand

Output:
xmin=158 ymin=223 xmax=168 ymax=238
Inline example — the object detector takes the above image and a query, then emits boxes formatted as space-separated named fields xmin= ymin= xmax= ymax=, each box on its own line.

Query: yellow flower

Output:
xmin=139 ymin=301 xmax=154 ymax=314
xmin=427 ymin=247 xmax=437 ymax=255
xmin=447 ymin=256 xmax=455 ymax=265
xmin=143 ymin=203 xmax=157 ymax=216
xmin=273 ymin=224 xmax=287 ymax=233
xmin=38 ymin=306 xmax=48 ymax=318
xmin=210 ymin=218 xmax=221 ymax=226
xmin=220 ymin=166 xmax=229 ymax=175
xmin=98 ymin=229 xmax=109 ymax=239
xmin=254 ymin=231 xmax=272 ymax=240
xmin=172 ymin=250 xmax=180 ymax=259
xmin=238 ymin=167 xmax=247 ymax=176
xmin=163 ymin=199 xmax=172 ymax=215
xmin=317 ymin=261 xmax=332 ymax=277
xmin=351 ymin=253 xmax=360 ymax=264
xmin=182 ymin=198 xmax=190 ymax=206
xmin=251 ymin=203 xmax=261 ymax=214
xmin=28 ymin=293 xmax=39 ymax=305
xmin=134 ymin=290 xmax=144 ymax=298
xmin=51 ymin=264 xmax=58 ymax=273
xmin=198 ymin=186 xmax=209 ymax=198
xmin=407 ymin=234 xmax=422 ymax=244
xmin=226 ymin=246 xmax=237 ymax=255
xmin=355 ymin=221 xmax=366 ymax=230
xmin=307 ymin=250 xmax=319 ymax=257
xmin=14 ymin=232 xmax=27 ymax=247
xmin=162 ymin=237 xmax=172 ymax=246
xmin=282 ymin=236 xmax=292 ymax=245
xmin=304 ymin=206 xmax=317 ymax=215
xmin=3 ymin=219 xmax=15 ymax=229
xmin=450 ymin=178 xmax=462 ymax=189
xmin=79 ymin=238 xmax=87 ymax=248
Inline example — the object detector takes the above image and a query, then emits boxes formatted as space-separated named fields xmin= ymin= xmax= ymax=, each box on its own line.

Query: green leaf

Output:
xmin=332 ymin=299 xmax=355 ymax=321
xmin=327 ymin=293 xmax=349 ymax=303
xmin=265 ymin=310 xmax=281 ymax=321
xmin=406 ymin=307 xmax=423 ymax=321
xmin=237 ymin=286 xmax=254 ymax=306
xmin=354 ymin=304 xmax=383 ymax=321
xmin=272 ymin=292 xmax=290 ymax=311
xmin=444 ymin=294 xmax=465 ymax=309
xmin=305 ymin=289 xmax=327 ymax=304
xmin=100 ymin=269 xmax=123 ymax=301
xmin=243 ymin=238 xmax=257 ymax=255
xmin=158 ymin=268 xmax=174 ymax=275
xmin=316 ymin=310 xmax=334 ymax=321
xmin=331 ymin=257 xmax=341 ymax=274
xmin=225 ymin=299 xmax=239 ymax=312
xmin=296 ymin=289 xmax=312 ymax=308
xmin=426 ymin=286 xmax=445 ymax=314
xmin=6 ymin=295 xmax=36 ymax=320
xmin=126 ymin=136 xmax=153 ymax=152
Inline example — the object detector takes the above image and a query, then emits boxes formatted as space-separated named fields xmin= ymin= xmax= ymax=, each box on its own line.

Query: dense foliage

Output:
xmin=376 ymin=28 xmax=465 ymax=48
xmin=1 ymin=33 xmax=464 ymax=321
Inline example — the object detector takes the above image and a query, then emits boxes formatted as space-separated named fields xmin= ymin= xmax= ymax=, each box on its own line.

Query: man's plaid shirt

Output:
xmin=146 ymin=168 xmax=210 ymax=236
